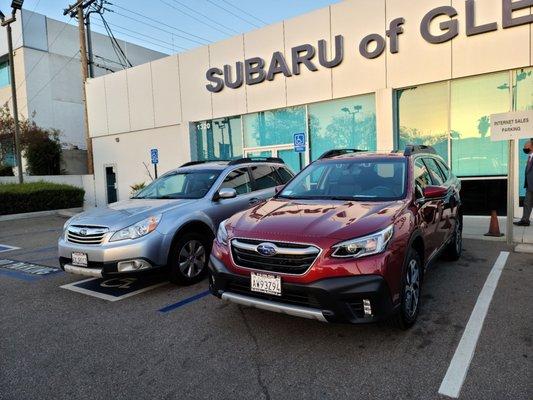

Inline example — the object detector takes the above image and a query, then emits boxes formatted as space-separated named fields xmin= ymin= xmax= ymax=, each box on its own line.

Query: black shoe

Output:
xmin=513 ymin=220 xmax=530 ymax=226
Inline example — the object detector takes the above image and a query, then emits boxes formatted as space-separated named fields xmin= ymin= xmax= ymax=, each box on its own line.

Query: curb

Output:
xmin=514 ymin=244 xmax=533 ymax=254
xmin=0 ymin=208 xmax=83 ymax=222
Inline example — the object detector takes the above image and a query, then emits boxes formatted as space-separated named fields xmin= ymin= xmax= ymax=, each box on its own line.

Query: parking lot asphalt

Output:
xmin=0 ymin=216 xmax=531 ymax=400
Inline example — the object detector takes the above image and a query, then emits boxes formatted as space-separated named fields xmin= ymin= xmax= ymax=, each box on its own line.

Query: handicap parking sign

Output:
xmin=294 ymin=133 xmax=306 ymax=153
xmin=150 ymin=148 xmax=159 ymax=165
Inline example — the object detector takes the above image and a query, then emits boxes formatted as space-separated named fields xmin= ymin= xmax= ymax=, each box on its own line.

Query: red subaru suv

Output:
xmin=209 ymin=146 xmax=462 ymax=329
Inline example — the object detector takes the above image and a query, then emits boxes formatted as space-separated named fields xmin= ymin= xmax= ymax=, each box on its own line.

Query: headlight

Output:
xmin=110 ymin=215 xmax=162 ymax=242
xmin=63 ymin=217 xmax=74 ymax=231
xmin=216 ymin=219 xmax=229 ymax=245
xmin=332 ymin=225 xmax=394 ymax=258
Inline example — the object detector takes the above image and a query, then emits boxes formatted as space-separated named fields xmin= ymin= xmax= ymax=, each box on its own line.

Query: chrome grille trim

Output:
xmin=232 ymin=239 xmax=319 ymax=256
xmin=67 ymin=225 xmax=109 ymax=245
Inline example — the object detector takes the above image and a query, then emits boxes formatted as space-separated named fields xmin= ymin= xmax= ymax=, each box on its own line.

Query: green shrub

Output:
xmin=0 ymin=182 xmax=85 ymax=215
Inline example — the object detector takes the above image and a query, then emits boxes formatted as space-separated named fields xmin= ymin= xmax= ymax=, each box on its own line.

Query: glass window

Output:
xmin=396 ymin=82 xmax=449 ymax=162
xmin=274 ymin=166 xmax=294 ymax=184
xmin=250 ymin=165 xmax=280 ymax=190
xmin=436 ymin=159 xmax=451 ymax=181
xmin=277 ymin=149 xmax=302 ymax=172
xmin=279 ymin=159 xmax=407 ymax=201
xmin=190 ymin=116 xmax=243 ymax=161
xmin=414 ymin=159 xmax=432 ymax=198
xmin=220 ymin=168 xmax=251 ymax=195
xmin=514 ymin=68 xmax=533 ymax=198
xmin=0 ymin=62 xmax=9 ymax=88
xmin=309 ymin=94 xmax=377 ymax=161
xmin=134 ymin=170 xmax=221 ymax=199
xmin=423 ymin=158 xmax=446 ymax=185
xmin=450 ymin=72 xmax=510 ymax=177
xmin=243 ymin=106 xmax=306 ymax=148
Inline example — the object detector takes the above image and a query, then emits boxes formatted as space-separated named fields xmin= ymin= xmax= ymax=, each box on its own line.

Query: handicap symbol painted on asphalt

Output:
xmin=0 ymin=259 xmax=60 ymax=281
xmin=60 ymin=276 xmax=168 ymax=301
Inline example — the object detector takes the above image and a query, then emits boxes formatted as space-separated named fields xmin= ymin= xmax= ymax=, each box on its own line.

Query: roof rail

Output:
xmin=228 ymin=157 xmax=285 ymax=166
xmin=403 ymin=145 xmax=436 ymax=156
xmin=318 ymin=149 xmax=366 ymax=160
xmin=180 ymin=160 xmax=228 ymax=168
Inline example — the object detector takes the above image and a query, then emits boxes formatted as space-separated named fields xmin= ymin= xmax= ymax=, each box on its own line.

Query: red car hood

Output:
xmin=230 ymin=198 xmax=405 ymax=242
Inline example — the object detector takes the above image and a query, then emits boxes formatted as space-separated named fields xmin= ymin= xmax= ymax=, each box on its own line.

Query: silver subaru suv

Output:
xmin=58 ymin=158 xmax=294 ymax=285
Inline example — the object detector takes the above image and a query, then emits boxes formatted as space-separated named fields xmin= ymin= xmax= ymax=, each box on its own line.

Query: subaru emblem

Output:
xmin=256 ymin=243 xmax=277 ymax=256
xmin=79 ymin=229 xmax=88 ymax=236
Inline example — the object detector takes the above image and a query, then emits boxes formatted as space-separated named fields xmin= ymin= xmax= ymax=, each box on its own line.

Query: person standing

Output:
xmin=514 ymin=139 xmax=533 ymax=227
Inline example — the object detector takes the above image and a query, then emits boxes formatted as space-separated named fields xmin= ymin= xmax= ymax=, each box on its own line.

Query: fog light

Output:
xmin=363 ymin=299 xmax=372 ymax=316
xmin=117 ymin=259 xmax=152 ymax=272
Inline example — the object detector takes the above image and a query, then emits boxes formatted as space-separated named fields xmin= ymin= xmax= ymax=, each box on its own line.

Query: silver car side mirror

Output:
xmin=215 ymin=188 xmax=237 ymax=200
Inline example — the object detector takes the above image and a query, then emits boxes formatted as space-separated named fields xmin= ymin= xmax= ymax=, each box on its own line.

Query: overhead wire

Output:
xmin=13 ymin=0 xmax=43 ymax=48
xmin=204 ymin=0 xmax=261 ymax=28
xmin=219 ymin=0 xmax=268 ymax=25
xmin=99 ymin=13 xmax=132 ymax=68
xmin=166 ymin=0 xmax=239 ymax=35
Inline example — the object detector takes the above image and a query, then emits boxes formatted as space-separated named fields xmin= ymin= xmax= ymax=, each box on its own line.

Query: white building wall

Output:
xmin=87 ymin=0 xmax=533 ymax=206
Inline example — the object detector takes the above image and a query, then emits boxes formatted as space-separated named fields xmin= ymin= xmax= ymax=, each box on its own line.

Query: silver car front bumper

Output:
xmin=64 ymin=264 xmax=103 ymax=278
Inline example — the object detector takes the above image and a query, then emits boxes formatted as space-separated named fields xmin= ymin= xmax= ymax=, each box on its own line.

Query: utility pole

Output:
xmin=0 ymin=1 xmax=25 ymax=184
xmin=64 ymin=0 xmax=96 ymax=174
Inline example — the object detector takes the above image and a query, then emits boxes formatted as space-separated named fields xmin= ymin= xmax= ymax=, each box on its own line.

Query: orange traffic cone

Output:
xmin=484 ymin=210 xmax=504 ymax=237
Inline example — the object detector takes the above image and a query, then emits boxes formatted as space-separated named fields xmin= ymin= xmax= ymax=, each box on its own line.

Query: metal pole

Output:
xmin=6 ymin=22 xmax=23 ymax=184
xmin=154 ymin=164 xmax=158 ymax=179
xmin=507 ymin=139 xmax=514 ymax=245
xmin=77 ymin=3 xmax=94 ymax=174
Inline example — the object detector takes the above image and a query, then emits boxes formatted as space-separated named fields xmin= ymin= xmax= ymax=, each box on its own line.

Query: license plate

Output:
xmin=71 ymin=252 xmax=88 ymax=267
xmin=250 ymin=272 xmax=281 ymax=296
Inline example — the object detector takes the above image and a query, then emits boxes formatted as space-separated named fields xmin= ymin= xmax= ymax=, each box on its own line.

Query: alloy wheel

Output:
xmin=178 ymin=240 xmax=206 ymax=278
xmin=404 ymin=259 xmax=420 ymax=318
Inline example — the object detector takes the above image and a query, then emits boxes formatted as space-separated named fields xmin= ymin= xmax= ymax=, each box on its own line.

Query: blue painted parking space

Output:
xmin=0 ymin=244 xmax=20 ymax=253
xmin=158 ymin=290 xmax=211 ymax=313
xmin=0 ymin=259 xmax=61 ymax=281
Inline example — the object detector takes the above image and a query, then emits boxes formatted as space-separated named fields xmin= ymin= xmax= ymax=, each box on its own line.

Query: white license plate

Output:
xmin=250 ymin=272 xmax=281 ymax=296
xmin=71 ymin=252 xmax=88 ymax=267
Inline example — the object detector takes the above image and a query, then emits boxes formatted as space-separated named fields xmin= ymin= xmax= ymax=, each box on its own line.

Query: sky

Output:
xmin=0 ymin=0 xmax=340 ymax=54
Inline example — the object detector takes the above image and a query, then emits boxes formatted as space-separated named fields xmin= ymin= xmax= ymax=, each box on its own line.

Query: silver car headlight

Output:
xmin=110 ymin=215 xmax=162 ymax=242
xmin=216 ymin=219 xmax=229 ymax=246
xmin=332 ymin=225 xmax=394 ymax=258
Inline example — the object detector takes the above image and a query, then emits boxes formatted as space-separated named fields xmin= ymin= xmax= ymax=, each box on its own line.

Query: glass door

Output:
xmin=244 ymin=146 xmax=303 ymax=173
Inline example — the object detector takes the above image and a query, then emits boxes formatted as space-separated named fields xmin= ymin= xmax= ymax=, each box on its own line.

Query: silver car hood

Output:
xmin=69 ymin=198 xmax=195 ymax=230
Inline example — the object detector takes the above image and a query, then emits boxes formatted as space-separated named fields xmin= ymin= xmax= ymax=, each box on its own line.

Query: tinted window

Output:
xmin=220 ymin=168 xmax=251 ymax=195
xmin=423 ymin=158 xmax=446 ymax=185
xmin=274 ymin=167 xmax=293 ymax=184
xmin=250 ymin=165 xmax=279 ymax=190
xmin=414 ymin=159 xmax=432 ymax=198
xmin=279 ymin=159 xmax=407 ymax=201
xmin=135 ymin=170 xmax=221 ymax=199
xmin=436 ymin=160 xmax=451 ymax=180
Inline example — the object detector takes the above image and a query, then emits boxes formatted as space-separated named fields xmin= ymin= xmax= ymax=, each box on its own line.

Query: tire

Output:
xmin=443 ymin=216 xmax=463 ymax=261
xmin=389 ymin=248 xmax=422 ymax=330
xmin=168 ymin=232 xmax=212 ymax=285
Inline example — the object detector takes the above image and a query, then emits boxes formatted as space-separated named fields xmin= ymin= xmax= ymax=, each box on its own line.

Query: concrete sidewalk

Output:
xmin=463 ymin=216 xmax=533 ymax=253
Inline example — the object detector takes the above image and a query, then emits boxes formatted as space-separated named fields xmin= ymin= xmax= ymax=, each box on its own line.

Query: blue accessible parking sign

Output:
xmin=150 ymin=148 xmax=159 ymax=165
xmin=294 ymin=133 xmax=306 ymax=153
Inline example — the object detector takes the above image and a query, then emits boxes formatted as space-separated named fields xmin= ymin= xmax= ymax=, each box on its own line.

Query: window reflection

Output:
xmin=515 ymin=67 xmax=533 ymax=198
xmin=190 ymin=116 xmax=243 ymax=161
xmin=243 ymin=107 xmax=306 ymax=148
xmin=309 ymin=94 xmax=376 ymax=161
xmin=397 ymin=82 xmax=449 ymax=162
xmin=0 ymin=61 xmax=9 ymax=88
xmin=450 ymin=72 xmax=510 ymax=177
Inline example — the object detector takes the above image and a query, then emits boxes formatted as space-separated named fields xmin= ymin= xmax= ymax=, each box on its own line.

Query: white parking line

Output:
xmin=438 ymin=251 xmax=510 ymax=398
xmin=0 ymin=244 xmax=20 ymax=253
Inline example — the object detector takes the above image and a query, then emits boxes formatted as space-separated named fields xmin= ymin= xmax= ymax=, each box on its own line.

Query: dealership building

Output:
xmin=85 ymin=0 xmax=532 ymax=214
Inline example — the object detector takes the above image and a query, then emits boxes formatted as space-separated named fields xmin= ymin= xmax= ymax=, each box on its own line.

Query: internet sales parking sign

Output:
xmin=490 ymin=111 xmax=533 ymax=141
xmin=294 ymin=133 xmax=306 ymax=153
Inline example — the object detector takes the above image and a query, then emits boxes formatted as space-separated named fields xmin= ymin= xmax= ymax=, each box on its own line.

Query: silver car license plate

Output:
xmin=251 ymin=272 xmax=281 ymax=296
xmin=71 ymin=252 xmax=88 ymax=267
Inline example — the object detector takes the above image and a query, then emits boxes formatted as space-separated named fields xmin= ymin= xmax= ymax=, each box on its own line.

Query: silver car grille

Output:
xmin=67 ymin=226 xmax=109 ymax=245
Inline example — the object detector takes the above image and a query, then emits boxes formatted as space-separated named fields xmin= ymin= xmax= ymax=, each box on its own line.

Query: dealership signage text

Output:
xmin=206 ymin=0 xmax=532 ymax=93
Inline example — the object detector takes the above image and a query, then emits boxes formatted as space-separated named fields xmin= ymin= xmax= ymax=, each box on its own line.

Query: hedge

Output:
xmin=0 ymin=182 xmax=85 ymax=215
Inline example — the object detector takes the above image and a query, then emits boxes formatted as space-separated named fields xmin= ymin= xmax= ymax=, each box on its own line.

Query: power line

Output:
xmin=111 ymin=3 xmax=209 ymax=45
xmin=92 ymin=20 xmax=181 ymax=53
xmin=167 ymin=0 xmax=239 ymax=35
xmin=205 ymin=0 xmax=261 ymax=28
xmin=13 ymin=0 xmax=43 ymax=48
xmin=219 ymin=0 xmax=268 ymax=25
xmin=99 ymin=13 xmax=132 ymax=68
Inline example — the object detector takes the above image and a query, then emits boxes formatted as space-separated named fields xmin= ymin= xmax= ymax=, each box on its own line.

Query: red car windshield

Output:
xmin=279 ymin=159 xmax=407 ymax=201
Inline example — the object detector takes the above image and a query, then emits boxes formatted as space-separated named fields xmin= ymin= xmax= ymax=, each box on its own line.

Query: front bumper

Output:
xmin=209 ymin=255 xmax=397 ymax=324
xmin=58 ymin=231 xmax=168 ymax=277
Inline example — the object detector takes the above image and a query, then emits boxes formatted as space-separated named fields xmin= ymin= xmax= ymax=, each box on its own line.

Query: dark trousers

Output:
xmin=522 ymin=190 xmax=533 ymax=222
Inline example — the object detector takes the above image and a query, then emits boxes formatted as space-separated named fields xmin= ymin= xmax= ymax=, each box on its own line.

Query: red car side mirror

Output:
xmin=423 ymin=185 xmax=448 ymax=199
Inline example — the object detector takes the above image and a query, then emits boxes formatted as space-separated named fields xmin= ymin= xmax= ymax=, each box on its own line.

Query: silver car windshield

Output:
xmin=279 ymin=159 xmax=407 ymax=201
xmin=133 ymin=170 xmax=221 ymax=199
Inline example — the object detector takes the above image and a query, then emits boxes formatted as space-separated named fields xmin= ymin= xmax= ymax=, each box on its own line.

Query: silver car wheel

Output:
xmin=178 ymin=240 xmax=206 ymax=278
xmin=404 ymin=259 xmax=420 ymax=318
